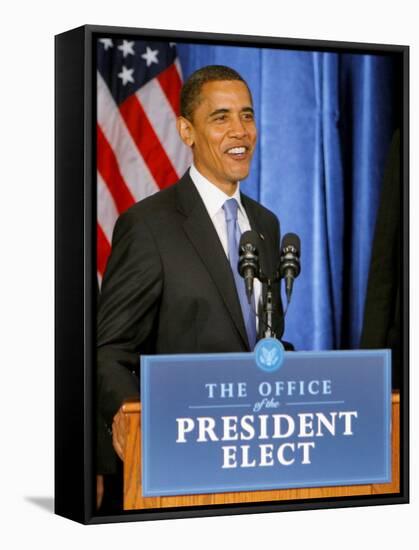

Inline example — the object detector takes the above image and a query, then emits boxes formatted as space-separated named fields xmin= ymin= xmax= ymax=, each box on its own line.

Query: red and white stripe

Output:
xmin=97 ymin=60 xmax=191 ymax=282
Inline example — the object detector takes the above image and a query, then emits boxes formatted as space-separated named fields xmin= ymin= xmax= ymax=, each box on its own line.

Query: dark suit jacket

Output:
xmin=97 ymin=171 xmax=284 ymax=470
xmin=360 ymin=129 xmax=401 ymax=389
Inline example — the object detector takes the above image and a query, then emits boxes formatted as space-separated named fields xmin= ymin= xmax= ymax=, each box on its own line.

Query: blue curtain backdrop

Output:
xmin=177 ymin=44 xmax=400 ymax=352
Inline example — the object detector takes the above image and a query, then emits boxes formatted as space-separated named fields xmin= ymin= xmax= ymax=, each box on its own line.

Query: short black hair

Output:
xmin=180 ymin=65 xmax=252 ymax=121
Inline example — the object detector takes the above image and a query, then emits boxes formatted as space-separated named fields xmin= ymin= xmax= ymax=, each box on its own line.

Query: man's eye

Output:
xmin=243 ymin=113 xmax=254 ymax=121
xmin=215 ymin=115 xmax=227 ymax=122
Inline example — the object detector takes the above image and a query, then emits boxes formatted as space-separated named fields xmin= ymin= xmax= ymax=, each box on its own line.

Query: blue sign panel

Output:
xmin=141 ymin=349 xmax=391 ymax=497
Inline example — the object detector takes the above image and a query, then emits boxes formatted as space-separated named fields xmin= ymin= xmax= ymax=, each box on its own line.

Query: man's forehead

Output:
xmin=199 ymin=80 xmax=253 ymax=105
xmin=201 ymin=80 xmax=250 ymax=99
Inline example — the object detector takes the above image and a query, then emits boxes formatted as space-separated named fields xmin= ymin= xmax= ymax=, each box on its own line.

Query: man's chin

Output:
xmin=228 ymin=169 xmax=250 ymax=183
xmin=231 ymin=159 xmax=252 ymax=179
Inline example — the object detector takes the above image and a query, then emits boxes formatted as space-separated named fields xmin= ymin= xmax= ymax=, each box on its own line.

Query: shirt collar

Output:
xmin=189 ymin=164 xmax=245 ymax=219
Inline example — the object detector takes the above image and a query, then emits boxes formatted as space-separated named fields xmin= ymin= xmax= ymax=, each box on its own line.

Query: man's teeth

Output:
xmin=227 ymin=147 xmax=246 ymax=154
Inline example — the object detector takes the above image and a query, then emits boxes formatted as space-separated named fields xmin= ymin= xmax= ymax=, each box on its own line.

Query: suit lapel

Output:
xmin=176 ymin=173 xmax=250 ymax=350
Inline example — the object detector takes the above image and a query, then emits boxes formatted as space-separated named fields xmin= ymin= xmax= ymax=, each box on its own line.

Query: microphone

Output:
xmin=279 ymin=233 xmax=301 ymax=303
xmin=238 ymin=230 xmax=260 ymax=303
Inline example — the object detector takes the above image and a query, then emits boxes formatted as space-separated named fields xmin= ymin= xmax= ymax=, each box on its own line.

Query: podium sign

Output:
xmin=141 ymin=349 xmax=391 ymax=497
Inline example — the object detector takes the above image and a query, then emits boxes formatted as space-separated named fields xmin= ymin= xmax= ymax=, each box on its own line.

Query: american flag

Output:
xmin=96 ymin=38 xmax=191 ymax=284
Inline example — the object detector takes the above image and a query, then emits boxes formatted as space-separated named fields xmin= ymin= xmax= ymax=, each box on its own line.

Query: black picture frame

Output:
xmin=55 ymin=24 xmax=409 ymax=524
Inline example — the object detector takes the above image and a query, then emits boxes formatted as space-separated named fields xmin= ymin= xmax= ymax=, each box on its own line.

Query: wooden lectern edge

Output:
xmin=122 ymin=399 xmax=141 ymax=414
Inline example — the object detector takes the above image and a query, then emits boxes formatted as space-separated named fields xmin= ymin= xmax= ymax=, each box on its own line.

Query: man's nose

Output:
xmin=228 ymin=116 xmax=248 ymax=137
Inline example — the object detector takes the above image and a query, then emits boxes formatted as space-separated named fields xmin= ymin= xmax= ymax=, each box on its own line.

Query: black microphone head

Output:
xmin=238 ymin=231 xmax=260 ymax=300
xmin=239 ymin=230 xmax=260 ymax=249
xmin=281 ymin=233 xmax=301 ymax=256
xmin=279 ymin=233 xmax=301 ymax=287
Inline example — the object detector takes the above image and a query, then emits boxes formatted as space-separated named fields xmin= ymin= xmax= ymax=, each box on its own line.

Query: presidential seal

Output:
xmin=254 ymin=337 xmax=285 ymax=373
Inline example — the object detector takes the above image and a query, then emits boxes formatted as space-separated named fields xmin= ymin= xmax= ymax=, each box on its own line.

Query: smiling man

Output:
xmin=96 ymin=65 xmax=285 ymax=509
xmin=177 ymin=76 xmax=257 ymax=194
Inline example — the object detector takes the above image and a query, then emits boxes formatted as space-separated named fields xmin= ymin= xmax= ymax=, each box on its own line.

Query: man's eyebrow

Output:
xmin=208 ymin=108 xmax=230 ymax=118
xmin=208 ymin=106 xmax=255 ymax=117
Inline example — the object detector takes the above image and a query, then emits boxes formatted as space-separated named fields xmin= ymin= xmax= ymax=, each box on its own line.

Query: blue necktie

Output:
xmin=223 ymin=198 xmax=257 ymax=350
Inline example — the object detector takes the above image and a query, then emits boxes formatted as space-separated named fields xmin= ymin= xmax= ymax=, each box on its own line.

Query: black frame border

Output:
xmin=55 ymin=24 xmax=409 ymax=525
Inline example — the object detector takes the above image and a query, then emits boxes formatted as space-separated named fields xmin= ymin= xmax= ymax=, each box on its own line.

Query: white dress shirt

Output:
xmin=189 ymin=164 xmax=262 ymax=328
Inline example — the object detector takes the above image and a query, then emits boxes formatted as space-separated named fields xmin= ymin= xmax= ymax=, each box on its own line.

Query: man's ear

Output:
xmin=177 ymin=116 xmax=194 ymax=147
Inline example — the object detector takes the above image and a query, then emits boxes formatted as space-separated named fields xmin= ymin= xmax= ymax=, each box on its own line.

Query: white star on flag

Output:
xmin=99 ymin=38 xmax=114 ymax=50
xmin=118 ymin=40 xmax=135 ymax=58
xmin=141 ymin=47 xmax=159 ymax=67
xmin=117 ymin=65 xmax=135 ymax=86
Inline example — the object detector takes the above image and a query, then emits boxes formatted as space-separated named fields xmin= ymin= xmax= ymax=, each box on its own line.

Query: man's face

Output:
xmin=179 ymin=80 xmax=257 ymax=191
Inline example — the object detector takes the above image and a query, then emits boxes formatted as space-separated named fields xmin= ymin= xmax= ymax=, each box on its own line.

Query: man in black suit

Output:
xmin=96 ymin=65 xmax=284 ymax=508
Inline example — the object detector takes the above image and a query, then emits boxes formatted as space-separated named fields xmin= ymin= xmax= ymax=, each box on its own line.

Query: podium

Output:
xmin=122 ymin=392 xmax=399 ymax=510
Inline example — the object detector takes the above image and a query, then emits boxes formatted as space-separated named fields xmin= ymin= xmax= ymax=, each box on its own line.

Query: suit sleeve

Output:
xmin=97 ymin=210 xmax=163 ymax=426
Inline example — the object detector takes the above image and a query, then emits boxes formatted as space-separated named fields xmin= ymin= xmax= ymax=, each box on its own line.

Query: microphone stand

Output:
xmin=257 ymin=271 xmax=281 ymax=340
